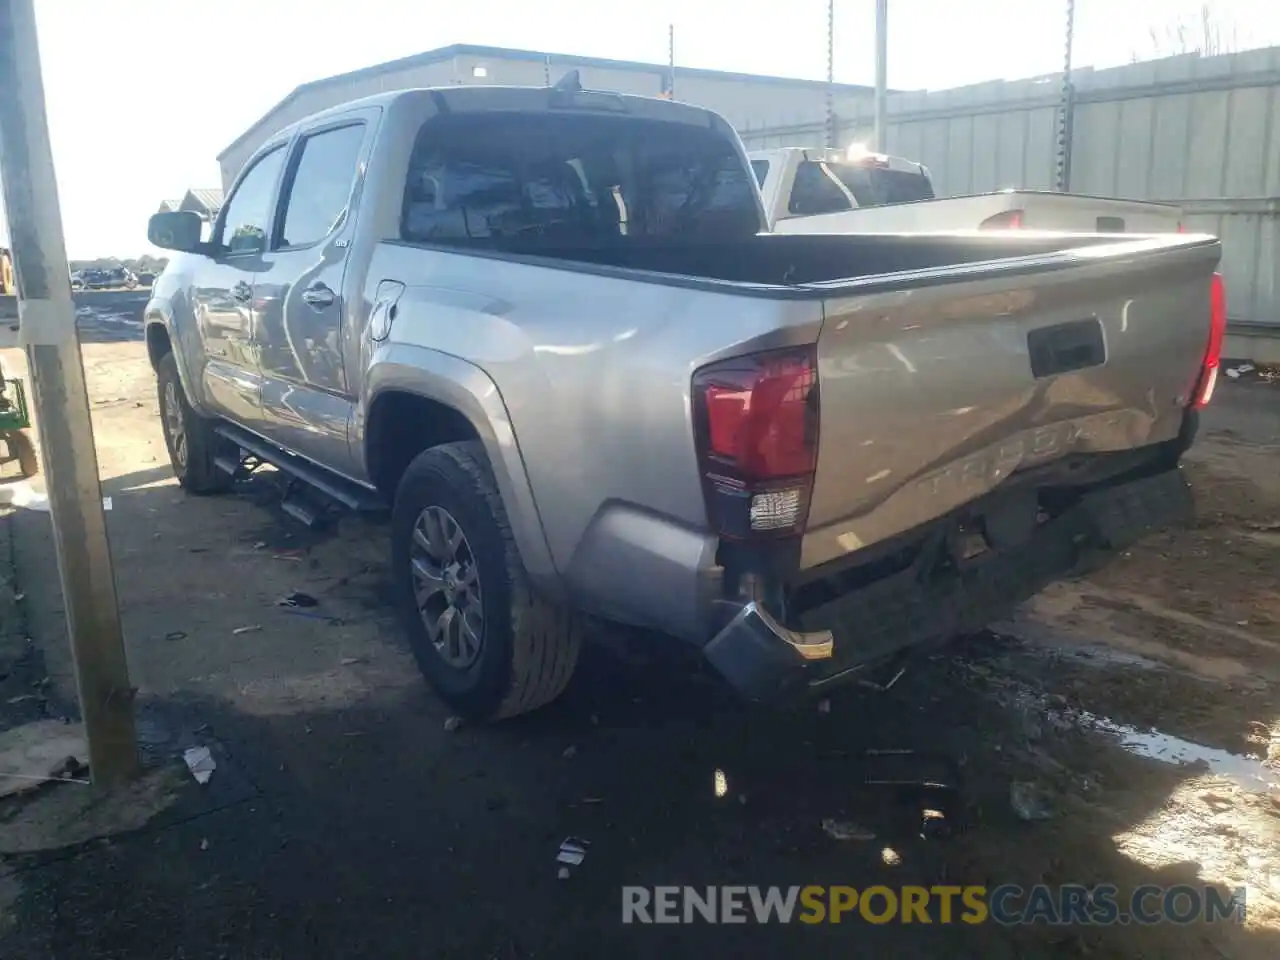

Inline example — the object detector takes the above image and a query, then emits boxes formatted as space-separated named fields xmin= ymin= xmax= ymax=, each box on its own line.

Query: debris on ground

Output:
xmin=1009 ymin=780 xmax=1055 ymax=821
xmin=232 ymin=624 xmax=262 ymax=635
xmin=200 ymin=837 xmax=209 ymax=851
xmin=817 ymin=698 xmax=831 ymax=714
xmin=164 ymin=631 xmax=187 ymax=642
xmin=556 ymin=837 xmax=589 ymax=878
xmin=821 ymin=818 xmax=876 ymax=841
xmin=443 ymin=716 xmax=463 ymax=732
xmin=182 ymin=746 xmax=216 ymax=785
xmin=48 ymin=755 xmax=87 ymax=781
xmin=277 ymin=591 xmax=319 ymax=608
xmin=562 ymin=745 xmax=578 ymax=760
xmin=1225 ymin=363 xmax=1255 ymax=379
xmin=339 ymin=657 xmax=364 ymax=666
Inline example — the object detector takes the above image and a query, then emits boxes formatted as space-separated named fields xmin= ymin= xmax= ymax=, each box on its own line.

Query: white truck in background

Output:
xmin=750 ymin=147 xmax=1185 ymax=234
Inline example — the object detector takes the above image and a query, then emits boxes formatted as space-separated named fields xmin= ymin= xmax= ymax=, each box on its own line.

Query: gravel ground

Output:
xmin=0 ymin=312 xmax=1277 ymax=958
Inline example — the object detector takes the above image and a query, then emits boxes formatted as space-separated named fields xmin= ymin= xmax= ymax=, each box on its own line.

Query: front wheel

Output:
xmin=156 ymin=352 xmax=233 ymax=495
xmin=391 ymin=441 xmax=582 ymax=721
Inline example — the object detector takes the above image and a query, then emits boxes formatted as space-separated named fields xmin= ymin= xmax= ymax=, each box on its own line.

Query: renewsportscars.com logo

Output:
xmin=621 ymin=884 xmax=1247 ymax=926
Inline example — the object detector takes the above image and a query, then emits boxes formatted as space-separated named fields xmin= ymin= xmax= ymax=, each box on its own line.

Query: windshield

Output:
xmin=401 ymin=111 xmax=761 ymax=247
xmin=825 ymin=162 xmax=935 ymax=206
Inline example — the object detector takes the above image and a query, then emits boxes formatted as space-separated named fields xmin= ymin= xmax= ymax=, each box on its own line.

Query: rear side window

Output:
xmin=750 ymin=159 xmax=769 ymax=187
xmin=277 ymin=123 xmax=366 ymax=248
xmin=826 ymin=162 xmax=935 ymax=206
xmin=401 ymin=112 xmax=760 ymax=246
xmin=788 ymin=161 xmax=851 ymax=216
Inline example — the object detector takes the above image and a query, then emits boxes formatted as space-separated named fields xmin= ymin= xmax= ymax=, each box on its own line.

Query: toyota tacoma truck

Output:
xmin=751 ymin=146 xmax=1185 ymax=234
xmin=144 ymin=79 xmax=1225 ymax=721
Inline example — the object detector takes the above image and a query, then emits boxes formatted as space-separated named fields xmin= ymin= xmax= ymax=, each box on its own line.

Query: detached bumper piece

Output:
xmin=703 ymin=466 xmax=1193 ymax=702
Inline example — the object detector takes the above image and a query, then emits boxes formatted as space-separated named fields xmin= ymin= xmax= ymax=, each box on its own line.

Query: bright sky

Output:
xmin=1 ymin=0 xmax=1277 ymax=258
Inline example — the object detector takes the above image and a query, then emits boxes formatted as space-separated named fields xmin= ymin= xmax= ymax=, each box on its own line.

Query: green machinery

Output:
xmin=0 ymin=358 xmax=36 ymax=478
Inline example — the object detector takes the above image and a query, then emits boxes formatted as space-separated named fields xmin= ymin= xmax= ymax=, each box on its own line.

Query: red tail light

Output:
xmin=979 ymin=209 xmax=1024 ymax=230
xmin=692 ymin=346 xmax=819 ymax=539
xmin=1177 ymin=221 xmax=1186 ymax=232
xmin=1192 ymin=272 xmax=1227 ymax=408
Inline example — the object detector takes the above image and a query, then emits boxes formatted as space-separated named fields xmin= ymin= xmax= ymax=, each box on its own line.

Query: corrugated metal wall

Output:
xmin=740 ymin=47 xmax=1280 ymax=329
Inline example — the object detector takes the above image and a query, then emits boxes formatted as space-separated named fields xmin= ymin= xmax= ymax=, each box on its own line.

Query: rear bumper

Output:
xmin=702 ymin=464 xmax=1194 ymax=701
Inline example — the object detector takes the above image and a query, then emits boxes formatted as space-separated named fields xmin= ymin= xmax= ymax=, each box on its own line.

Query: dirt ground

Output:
xmin=0 ymin=313 xmax=1277 ymax=958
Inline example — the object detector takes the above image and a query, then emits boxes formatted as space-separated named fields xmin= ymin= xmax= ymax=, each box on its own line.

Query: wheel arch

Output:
xmin=361 ymin=346 xmax=561 ymax=590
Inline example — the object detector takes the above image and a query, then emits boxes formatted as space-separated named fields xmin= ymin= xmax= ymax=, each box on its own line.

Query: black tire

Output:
xmin=6 ymin=431 xmax=38 ymax=479
xmin=156 ymin=352 xmax=233 ymax=495
xmin=392 ymin=441 xmax=582 ymax=721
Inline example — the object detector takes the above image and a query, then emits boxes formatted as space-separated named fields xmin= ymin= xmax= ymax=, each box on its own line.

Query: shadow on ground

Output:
xmin=0 ymin=464 xmax=1276 ymax=958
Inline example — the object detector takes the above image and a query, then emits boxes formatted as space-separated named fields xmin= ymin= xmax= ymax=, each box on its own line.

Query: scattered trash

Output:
xmin=278 ymin=591 xmax=319 ymax=608
xmin=164 ymin=631 xmax=187 ymax=642
xmin=1225 ymin=363 xmax=1255 ymax=379
xmin=714 ymin=768 xmax=728 ymax=798
xmin=920 ymin=807 xmax=951 ymax=840
xmin=582 ymin=797 xmax=603 ymax=804
xmin=557 ymin=866 xmax=571 ymax=880
xmin=200 ymin=837 xmax=209 ymax=851
xmin=1009 ymin=780 xmax=1054 ymax=821
xmin=271 ymin=550 xmax=304 ymax=562
xmin=817 ymin=698 xmax=831 ymax=714
xmin=102 ymin=497 xmax=112 ymax=511
xmin=562 ymin=745 xmax=578 ymax=760
xmin=821 ymin=818 xmax=876 ymax=841
xmin=340 ymin=657 xmax=364 ymax=666
xmin=252 ymin=541 xmax=267 ymax=550
xmin=6 ymin=694 xmax=39 ymax=705
xmin=881 ymin=846 xmax=902 ymax=866
xmin=232 ymin=624 xmax=262 ymax=635
xmin=556 ymin=837 xmax=590 ymax=873
xmin=13 ymin=592 xmax=23 ymax=602
xmin=183 ymin=746 xmax=216 ymax=785
xmin=443 ymin=716 xmax=463 ymax=732
xmin=48 ymin=755 xmax=87 ymax=780
xmin=1245 ymin=520 xmax=1280 ymax=533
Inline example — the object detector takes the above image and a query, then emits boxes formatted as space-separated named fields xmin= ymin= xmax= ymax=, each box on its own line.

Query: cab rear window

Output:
xmin=401 ymin=112 xmax=761 ymax=246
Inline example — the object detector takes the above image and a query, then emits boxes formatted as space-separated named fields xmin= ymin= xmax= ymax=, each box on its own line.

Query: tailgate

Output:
xmin=800 ymin=236 xmax=1220 ymax=570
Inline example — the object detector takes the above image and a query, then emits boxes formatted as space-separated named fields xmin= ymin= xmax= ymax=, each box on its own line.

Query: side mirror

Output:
xmin=147 ymin=211 xmax=206 ymax=253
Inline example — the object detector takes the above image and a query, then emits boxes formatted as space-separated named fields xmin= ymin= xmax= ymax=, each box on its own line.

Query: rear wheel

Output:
xmin=392 ymin=441 xmax=582 ymax=721
xmin=3 ymin=431 xmax=37 ymax=479
xmin=156 ymin=352 xmax=233 ymax=495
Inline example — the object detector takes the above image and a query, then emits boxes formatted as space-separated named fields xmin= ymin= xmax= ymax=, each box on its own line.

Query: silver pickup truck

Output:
xmin=144 ymin=80 xmax=1226 ymax=721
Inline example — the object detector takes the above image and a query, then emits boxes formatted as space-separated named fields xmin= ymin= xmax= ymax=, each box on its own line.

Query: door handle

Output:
xmin=301 ymin=284 xmax=335 ymax=308
xmin=232 ymin=281 xmax=252 ymax=303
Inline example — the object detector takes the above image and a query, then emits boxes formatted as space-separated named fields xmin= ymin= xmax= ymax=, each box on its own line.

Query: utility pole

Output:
xmin=0 ymin=0 xmax=138 ymax=785
xmin=825 ymin=0 xmax=836 ymax=148
xmin=874 ymin=0 xmax=888 ymax=151
xmin=667 ymin=24 xmax=676 ymax=100
xmin=1055 ymin=0 xmax=1077 ymax=191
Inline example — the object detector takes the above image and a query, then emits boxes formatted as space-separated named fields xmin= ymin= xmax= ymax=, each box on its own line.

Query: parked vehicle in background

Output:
xmin=751 ymin=147 xmax=1185 ymax=234
xmin=144 ymin=83 xmax=1224 ymax=722
xmin=70 ymin=272 xmax=84 ymax=291
xmin=136 ymin=271 xmax=156 ymax=287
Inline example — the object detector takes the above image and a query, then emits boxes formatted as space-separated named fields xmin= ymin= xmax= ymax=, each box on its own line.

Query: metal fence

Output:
xmin=739 ymin=47 xmax=1280 ymax=331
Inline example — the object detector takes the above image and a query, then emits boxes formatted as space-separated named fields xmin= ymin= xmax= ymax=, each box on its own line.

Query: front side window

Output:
xmin=401 ymin=112 xmax=760 ymax=246
xmin=278 ymin=124 xmax=366 ymax=248
xmin=787 ymin=161 xmax=852 ymax=216
xmin=219 ymin=146 xmax=286 ymax=255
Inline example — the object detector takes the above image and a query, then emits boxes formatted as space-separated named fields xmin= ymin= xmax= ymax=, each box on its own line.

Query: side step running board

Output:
xmin=213 ymin=422 xmax=387 ymax=513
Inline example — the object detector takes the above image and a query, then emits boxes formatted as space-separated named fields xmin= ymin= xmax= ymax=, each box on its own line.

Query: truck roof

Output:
xmin=266 ymin=84 xmax=731 ymax=153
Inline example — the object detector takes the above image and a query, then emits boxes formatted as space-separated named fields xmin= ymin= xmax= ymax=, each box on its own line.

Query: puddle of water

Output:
xmin=1076 ymin=709 xmax=1279 ymax=793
